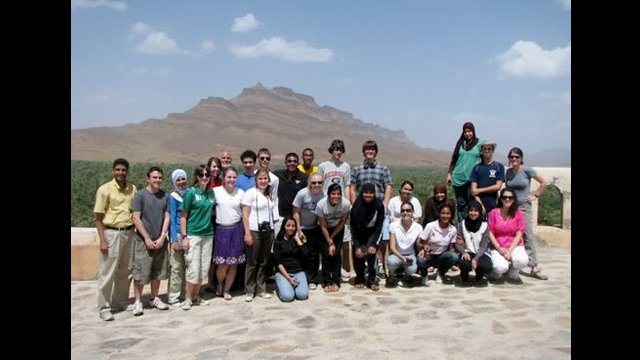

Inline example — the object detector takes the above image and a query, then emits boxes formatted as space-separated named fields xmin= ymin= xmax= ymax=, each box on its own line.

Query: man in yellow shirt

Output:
xmin=297 ymin=148 xmax=319 ymax=176
xmin=94 ymin=158 xmax=137 ymax=321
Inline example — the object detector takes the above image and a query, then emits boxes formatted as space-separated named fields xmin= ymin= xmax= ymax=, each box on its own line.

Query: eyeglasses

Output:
xmin=260 ymin=156 xmax=270 ymax=161
xmin=501 ymin=196 xmax=514 ymax=200
xmin=400 ymin=208 xmax=413 ymax=213
xmin=198 ymin=173 xmax=210 ymax=178
xmin=509 ymin=155 xmax=521 ymax=159
xmin=311 ymin=181 xmax=323 ymax=184
xmin=287 ymin=159 xmax=298 ymax=163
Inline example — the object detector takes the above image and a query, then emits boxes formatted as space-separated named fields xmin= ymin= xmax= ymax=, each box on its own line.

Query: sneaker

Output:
xmin=168 ymin=301 xmax=182 ymax=308
xmin=309 ymin=283 xmax=317 ymax=290
xmin=341 ymin=268 xmax=352 ymax=279
xmin=132 ymin=301 xmax=144 ymax=316
xmin=181 ymin=298 xmax=192 ymax=310
xmin=192 ymin=297 xmax=210 ymax=306
xmin=435 ymin=274 xmax=443 ymax=284
xmin=99 ymin=309 xmax=114 ymax=321
xmin=111 ymin=303 xmax=134 ymax=312
xmin=245 ymin=293 xmax=254 ymax=302
xmin=420 ymin=276 xmax=430 ymax=286
xmin=151 ymin=297 xmax=169 ymax=310
xmin=258 ymin=292 xmax=272 ymax=299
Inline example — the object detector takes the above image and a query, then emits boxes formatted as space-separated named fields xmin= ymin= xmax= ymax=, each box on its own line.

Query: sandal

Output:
xmin=531 ymin=269 xmax=548 ymax=280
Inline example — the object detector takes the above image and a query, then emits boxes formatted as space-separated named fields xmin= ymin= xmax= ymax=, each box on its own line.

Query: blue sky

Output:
xmin=71 ymin=0 xmax=571 ymax=154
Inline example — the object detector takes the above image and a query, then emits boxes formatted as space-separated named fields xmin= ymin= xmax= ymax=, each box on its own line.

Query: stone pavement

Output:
xmin=71 ymin=247 xmax=571 ymax=359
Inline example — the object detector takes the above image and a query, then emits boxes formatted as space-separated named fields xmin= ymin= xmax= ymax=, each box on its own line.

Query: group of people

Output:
xmin=94 ymin=125 xmax=550 ymax=321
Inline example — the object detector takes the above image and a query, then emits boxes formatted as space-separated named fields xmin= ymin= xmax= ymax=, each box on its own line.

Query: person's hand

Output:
xmin=100 ymin=241 xmax=109 ymax=256
xmin=328 ymin=242 xmax=336 ymax=256
xmin=471 ymin=259 xmax=478 ymax=271
xmin=182 ymin=238 xmax=190 ymax=252
xmin=289 ymin=277 xmax=299 ymax=286
xmin=446 ymin=173 xmax=452 ymax=186
xmin=367 ymin=245 xmax=377 ymax=255
xmin=244 ymin=233 xmax=253 ymax=247
xmin=145 ymin=238 xmax=155 ymax=250
xmin=354 ymin=246 xmax=365 ymax=259
xmin=462 ymin=253 xmax=471 ymax=261
xmin=172 ymin=242 xmax=180 ymax=252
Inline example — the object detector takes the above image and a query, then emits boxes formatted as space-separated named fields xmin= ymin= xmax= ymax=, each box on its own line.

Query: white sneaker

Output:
xmin=420 ymin=276 xmax=430 ymax=286
xmin=435 ymin=274 xmax=443 ymax=284
xmin=309 ymin=283 xmax=317 ymax=290
xmin=341 ymin=268 xmax=350 ymax=278
xmin=245 ymin=293 xmax=254 ymax=302
xmin=258 ymin=292 xmax=272 ymax=299
xmin=132 ymin=301 xmax=144 ymax=316
xmin=181 ymin=298 xmax=192 ymax=310
xmin=99 ymin=309 xmax=114 ymax=321
xmin=151 ymin=297 xmax=169 ymax=310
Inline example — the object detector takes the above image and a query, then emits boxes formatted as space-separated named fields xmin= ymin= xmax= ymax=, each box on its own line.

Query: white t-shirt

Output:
xmin=213 ymin=187 xmax=244 ymax=226
xmin=418 ymin=220 xmax=457 ymax=255
xmin=292 ymin=188 xmax=326 ymax=229
xmin=388 ymin=196 xmax=423 ymax=223
xmin=317 ymin=160 xmax=351 ymax=199
xmin=390 ymin=221 xmax=422 ymax=255
xmin=242 ymin=188 xmax=277 ymax=231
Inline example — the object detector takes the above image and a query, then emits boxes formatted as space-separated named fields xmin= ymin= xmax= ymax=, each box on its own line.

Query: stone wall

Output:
xmin=530 ymin=167 xmax=571 ymax=230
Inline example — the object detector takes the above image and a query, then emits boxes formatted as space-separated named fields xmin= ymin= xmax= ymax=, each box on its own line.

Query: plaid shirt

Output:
xmin=350 ymin=160 xmax=393 ymax=201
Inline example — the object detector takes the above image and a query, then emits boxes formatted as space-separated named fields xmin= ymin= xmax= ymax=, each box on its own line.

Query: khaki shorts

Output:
xmin=132 ymin=236 xmax=169 ymax=284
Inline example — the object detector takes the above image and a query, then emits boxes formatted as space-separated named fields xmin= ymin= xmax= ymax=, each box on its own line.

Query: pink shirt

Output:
xmin=488 ymin=208 xmax=525 ymax=249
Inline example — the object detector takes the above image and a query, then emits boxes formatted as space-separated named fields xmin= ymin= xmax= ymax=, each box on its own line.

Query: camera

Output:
xmin=258 ymin=221 xmax=272 ymax=232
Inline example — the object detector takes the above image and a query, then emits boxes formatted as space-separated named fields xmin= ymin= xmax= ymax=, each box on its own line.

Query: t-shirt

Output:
xmin=388 ymin=196 xmax=422 ymax=223
xmin=133 ymin=188 xmax=169 ymax=239
xmin=418 ymin=220 xmax=457 ymax=255
xmin=315 ymin=197 xmax=352 ymax=228
xmin=317 ymin=160 xmax=351 ymax=199
xmin=292 ymin=188 xmax=325 ymax=229
xmin=390 ymin=221 xmax=422 ymax=255
xmin=179 ymin=187 xmax=215 ymax=237
xmin=505 ymin=166 xmax=537 ymax=205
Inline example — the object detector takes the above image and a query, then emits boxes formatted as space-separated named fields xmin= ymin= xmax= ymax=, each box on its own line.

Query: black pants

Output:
xmin=459 ymin=253 xmax=493 ymax=281
xmin=320 ymin=227 xmax=344 ymax=287
xmin=302 ymin=227 xmax=322 ymax=285
xmin=353 ymin=245 xmax=377 ymax=287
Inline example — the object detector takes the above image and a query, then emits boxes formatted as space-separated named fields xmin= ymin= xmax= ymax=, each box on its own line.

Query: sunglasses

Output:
xmin=509 ymin=155 xmax=521 ymax=159
xmin=198 ymin=173 xmax=210 ymax=178
xmin=400 ymin=208 xmax=413 ymax=213
xmin=260 ymin=156 xmax=271 ymax=161
xmin=311 ymin=181 xmax=323 ymax=185
xmin=501 ymin=195 xmax=514 ymax=200
xmin=287 ymin=159 xmax=298 ymax=163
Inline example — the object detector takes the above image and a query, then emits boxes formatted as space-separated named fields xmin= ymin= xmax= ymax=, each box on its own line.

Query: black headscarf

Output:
xmin=464 ymin=200 xmax=484 ymax=233
xmin=351 ymin=183 xmax=378 ymax=227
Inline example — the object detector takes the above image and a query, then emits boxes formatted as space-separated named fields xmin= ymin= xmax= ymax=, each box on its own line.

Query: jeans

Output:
xmin=453 ymin=182 xmax=472 ymax=225
xmin=458 ymin=253 xmax=492 ymax=281
xmin=275 ymin=271 xmax=308 ymax=302
xmin=386 ymin=253 xmax=418 ymax=277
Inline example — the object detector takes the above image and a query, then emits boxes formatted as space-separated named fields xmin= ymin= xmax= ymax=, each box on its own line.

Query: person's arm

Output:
xmin=389 ymin=231 xmax=408 ymax=264
xmin=331 ymin=210 xmax=349 ymax=241
xmin=133 ymin=210 xmax=155 ymax=249
xmin=507 ymin=211 xmax=526 ymax=256
xmin=383 ymin=184 xmax=393 ymax=210
xmin=526 ymin=173 xmax=548 ymax=203
xmin=349 ymin=183 xmax=357 ymax=204
xmin=474 ymin=226 xmax=490 ymax=260
xmin=366 ymin=203 xmax=385 ymax=249
xmin=292 ymin=206 xmax=304 ymax=238
xmin=242 ymin=205 xmax=253 ymax=247
xmin=318 ymin=215 xmax=336 ymax=256
xmin=156 ymin=209 xmax=170 ymax=249
xmin=94 ymin=212 xmax=108 ymax=255
xmin=180 ymin=211 xmax=190 ymax=252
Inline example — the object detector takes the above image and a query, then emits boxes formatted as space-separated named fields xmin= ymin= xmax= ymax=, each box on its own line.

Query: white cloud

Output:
xmin=495 ymin=40 xmax=570 ymax=79
xmin=200 ymin=40 xmax=217 ymax=54
xmin=559 ymin=0 xmax=571 ymax=10
xmin=71 ymin=0 xmax=127 ymax=11
xmin=128 ymin=22 xmax=152 ymax=39
xmin=229 ymin=36 xmax=333 ymax=62
xmin=129 ymin=23 xmax=187 ymax=56
xmin=231 ymin=13 xmax=263 ymax=33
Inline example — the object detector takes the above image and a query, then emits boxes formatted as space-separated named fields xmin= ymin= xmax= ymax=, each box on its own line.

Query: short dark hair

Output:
xmin=113 ymin=158 xmax=129 ymax=169
xmin=240 ymin=149 xmax=257 ymax=162
xmin=328 ymin=139 xmax=345 ymax=153
xmin=146 ymin=166 xmax=163 ymax=177
xmin=362 ymin=140 xmax=378 ymax=153
xmin=302 ymin=148 xmax=314 ymax=155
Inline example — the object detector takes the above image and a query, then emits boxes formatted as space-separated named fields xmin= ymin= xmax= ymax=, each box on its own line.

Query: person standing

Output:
xmin=94 ymin=158 xmax=137 ymax=321
xmin=505 ymin=147 xmax=549 ymax=280
xmin=179 ymin=166 xmax=216 ymax=310
xmin=273 ymin=152 xmax=308 ymax=236
xmin=131 ymin=166 xmax=171 ymax=316
xmin=470 ymin=140 xmax=505 ymax=217
xmin=447 ymin=122 xmax=482 ymax=224
xmin=167 ymin=169 xmax=188 ymax=307
xmin=236 ymin=149 xmax=257 ymax=191
xmin=350 ymin=140 xmax=393 ymax=279
xmin=297 ymin=148 xmax=319 ymax=177
xmin=317 ymin=139 xmax=353 ymax=279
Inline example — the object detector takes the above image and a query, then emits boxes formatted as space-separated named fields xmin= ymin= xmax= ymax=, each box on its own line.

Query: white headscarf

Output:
xmin=171 ymin=169 xmax=188 ymax=196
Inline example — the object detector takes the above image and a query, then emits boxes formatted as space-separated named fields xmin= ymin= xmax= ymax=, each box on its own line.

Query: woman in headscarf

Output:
xmin=446 ymin=122 xmax=482 ymax=224
xmin=455 ymin=200 xmax=492 ymax=284
xmin=350 ymin=183 xmax=385 ymax=291
xmin=167 ymin=169 xmax=188 ymax=307
xmin=422 ymin=182 xmax=457 ymax=226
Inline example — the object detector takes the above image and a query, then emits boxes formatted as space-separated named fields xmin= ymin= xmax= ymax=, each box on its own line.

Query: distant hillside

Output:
xmin=526 ymin=149 xmax=571 ymax=167
xmin=71 ymin=83 xmax=450 ymax=166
